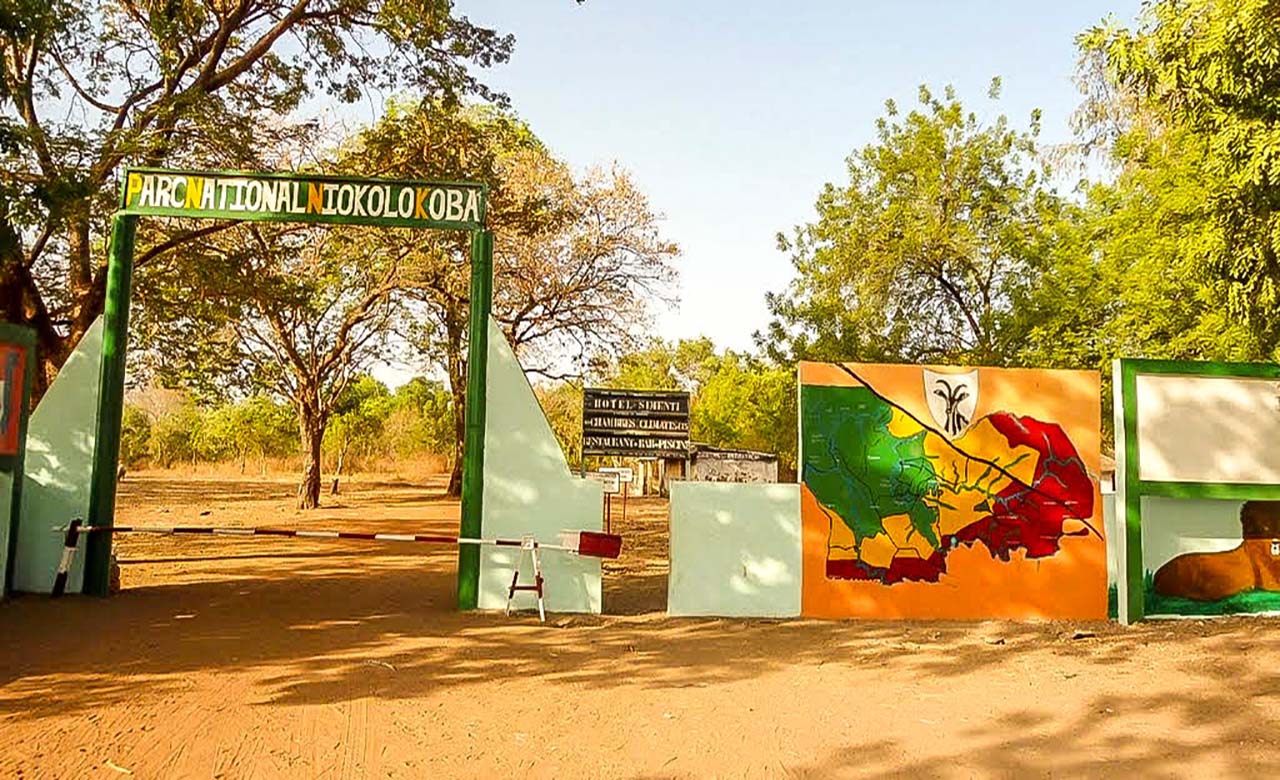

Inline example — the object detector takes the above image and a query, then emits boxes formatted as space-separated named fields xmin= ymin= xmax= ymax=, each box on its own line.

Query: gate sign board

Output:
xmin=120 ymin=168 xmax=486 ymax=231
xmin=583 ymin=388 xmax=690 ymax=457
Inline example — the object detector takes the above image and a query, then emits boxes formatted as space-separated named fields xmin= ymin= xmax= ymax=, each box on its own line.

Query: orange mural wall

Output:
xmin=798 ymin=362 xmax=1106 ymax=619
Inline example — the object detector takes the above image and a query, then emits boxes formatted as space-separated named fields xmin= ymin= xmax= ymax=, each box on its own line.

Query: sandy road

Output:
xmin=3 ymin=473 xmax=1280 ymax=779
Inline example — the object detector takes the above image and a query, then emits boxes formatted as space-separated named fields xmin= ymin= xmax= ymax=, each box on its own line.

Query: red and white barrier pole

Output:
xmin=49 ymin=521 xmax=622 ymax=612
xmin=55 ymin=524 xmax=620 ymax=556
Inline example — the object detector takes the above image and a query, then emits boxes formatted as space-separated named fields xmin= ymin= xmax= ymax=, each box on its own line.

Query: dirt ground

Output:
xmin=3 ymin=474 xmax=1280 ymax=779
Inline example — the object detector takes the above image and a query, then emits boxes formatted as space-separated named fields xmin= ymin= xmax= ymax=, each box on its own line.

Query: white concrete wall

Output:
xmin=13 ymin=318 xmax=103 ymax=593
xmin=668 ymin=482 xmax=802 ymax=617
xmin=691 ymin=456 xmax=778 ymax=483
xmin=1140 ymin=496 xmax=1246 ymax=573
xmin=478 ymin=317 xmax=604 ymax=614
xmin=1102 ymin=491 xmax=1117 ymax=595
xmin=1136 ymin=374 xmax=1280 ymax=483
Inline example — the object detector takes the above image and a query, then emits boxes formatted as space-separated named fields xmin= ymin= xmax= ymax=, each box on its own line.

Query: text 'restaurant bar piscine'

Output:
xmin=119 ymin=168 xmax=486 ymax=231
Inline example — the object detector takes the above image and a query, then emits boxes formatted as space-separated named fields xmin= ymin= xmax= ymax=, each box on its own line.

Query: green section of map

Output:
xmin=801 ymin=385 xmax=940 ymax=547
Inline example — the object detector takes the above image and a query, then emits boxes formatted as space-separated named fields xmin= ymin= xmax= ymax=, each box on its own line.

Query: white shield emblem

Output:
xmin=924 ymin=368 xmax=979 ymax=438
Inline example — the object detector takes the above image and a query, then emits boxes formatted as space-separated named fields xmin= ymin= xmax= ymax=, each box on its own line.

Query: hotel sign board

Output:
xmin=582 ymin=388 xmax=690 ymax=458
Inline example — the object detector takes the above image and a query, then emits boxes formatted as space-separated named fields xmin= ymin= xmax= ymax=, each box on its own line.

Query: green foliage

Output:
xmin=382 ymin=377 xmax=456 ymax=459
xmin=200 ymin=396 xmax=298 ymax=470
xmin=690 ymin=356 xmax=796 ymax=470
xmin=119 ymin=406 xmax=152 ymax=469
xmin=146 ymin=400 xmax=205 ymax=469
xmin=127 ymin=392 xmax=297 ymax=470
xmin=536 ymin=381 xmax=585 ymax=468
xmin=761 ymin=83 xmax=1062 ymax=366
xmin=121 ymin=375 xmax=458 ymax=473
xmin=593 ymin=338 xmax=798 ymax=470
xmin=326 ymin=375 xmax=394 ymax=468
xmin=1081 ymin=0 xmax=1280 ymax=356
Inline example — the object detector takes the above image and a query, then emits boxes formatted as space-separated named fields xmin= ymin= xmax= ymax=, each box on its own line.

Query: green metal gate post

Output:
xmin=84 ymin=214 xmax=137 ymax=596
xmin=457 ymin=229 xmax=493 ymax=609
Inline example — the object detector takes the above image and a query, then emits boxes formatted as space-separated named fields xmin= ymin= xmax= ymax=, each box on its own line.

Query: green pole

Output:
xmin=84 ymin=214 xmax=136 ymax=596
xmin=1118 ymin=360 xmax=1144 ymax=623
xmin=457 ymin=230 xmax=493 ymax=609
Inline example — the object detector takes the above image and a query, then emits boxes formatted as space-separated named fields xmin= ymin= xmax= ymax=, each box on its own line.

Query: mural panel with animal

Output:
xmin=1115 ymin=360 xmax=1280 ymax=621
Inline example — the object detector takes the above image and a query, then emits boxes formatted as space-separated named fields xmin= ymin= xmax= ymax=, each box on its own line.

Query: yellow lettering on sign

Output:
xmin=415 ymin=187 xmax=429 ymax=219
xmin=307 ymin=183 xmax=324 ymax=214
xmin=125 ymin=173 xmax=143 ymax=205
xmin=184 ymin=177 xmax=204 ymax=209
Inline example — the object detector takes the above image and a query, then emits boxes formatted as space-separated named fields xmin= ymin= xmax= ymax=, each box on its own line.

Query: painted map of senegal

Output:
xmin=801 ymin=384 xmax=1096 ymax=584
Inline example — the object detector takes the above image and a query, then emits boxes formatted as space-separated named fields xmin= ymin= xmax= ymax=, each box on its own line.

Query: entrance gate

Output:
xmin=81 ymin=167 xmax=493 ymax=608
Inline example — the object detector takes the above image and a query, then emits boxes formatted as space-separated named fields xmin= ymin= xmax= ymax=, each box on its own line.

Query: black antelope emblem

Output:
xmin=933 ymin=379 xmax=970 ymax=436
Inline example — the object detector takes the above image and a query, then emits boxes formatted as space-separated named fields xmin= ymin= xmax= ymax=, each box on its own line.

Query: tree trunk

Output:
xmin=331 ymin=440 xmax=350 ymax=495
xmin=297 ymin=405 xmax=325 ymax=510
xmin=444 ymin=306 xmax=468 ymax=497
xmin=447 ymin=398 xmax=465 ymax=496
xmin=0 ymin=211 xmax=70 ymax=401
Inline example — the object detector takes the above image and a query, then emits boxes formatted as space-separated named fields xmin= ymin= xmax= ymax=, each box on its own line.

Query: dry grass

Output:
xmin=136 ymin=455 xmax=453 ymax=484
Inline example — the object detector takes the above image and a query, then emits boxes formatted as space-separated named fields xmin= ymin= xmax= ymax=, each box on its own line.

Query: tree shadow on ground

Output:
xmin=698 ymin=674 xmax=1280 ymax=778
xmin=1 ymin=545 xmax=1263 ymax=726
xmin=625 ymin=628 xmax=1280 ymax=779
xmin=9 ymin=475 xmax=1280 ymax=778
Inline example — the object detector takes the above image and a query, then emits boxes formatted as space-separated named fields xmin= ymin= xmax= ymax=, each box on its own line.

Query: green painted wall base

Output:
xmin=12 ymin=318 xmax=105 ymax=594
xmin=477 ymin=317 xmax=603 ymax=614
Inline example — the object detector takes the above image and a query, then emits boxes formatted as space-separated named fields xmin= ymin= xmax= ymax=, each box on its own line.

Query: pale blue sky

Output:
xmin=425 ymin=2 xmax=1141 ymax=359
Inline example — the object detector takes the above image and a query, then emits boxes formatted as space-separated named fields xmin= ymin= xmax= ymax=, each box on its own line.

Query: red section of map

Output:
xmin=827 ymin=552 xmax=948 ymax=584
xmin=948 ymin=412 xmax=1095 ymax=560
xmin=826 ymin=412 xmax=1095 ymax=584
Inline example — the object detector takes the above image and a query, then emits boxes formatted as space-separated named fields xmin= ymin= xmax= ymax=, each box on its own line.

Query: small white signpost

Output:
xmin=586 ymin=470 xmax=621 ymax=495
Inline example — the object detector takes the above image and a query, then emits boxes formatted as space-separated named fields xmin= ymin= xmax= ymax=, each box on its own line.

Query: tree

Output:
xmin=118 ymin=405 xmax=152 ymax=469
xmin=197 ymin=395 xmax=298 ymax=474
xmin=1079 ymin=0 xmax=1280 ymax=355
xmin=1015 ymin=133 xmax=1261 ymax=372
xmin=0 ymin=0 xmax=513 ymax=389
xmin=342 ymin=101 xmax=679 ymax=493
xmin=597 ymin=336 xmax=720 ymax=392
xmin=759 ymin=82 xmax=1062 ymax=367
xmin=325 ymin=375 xmax=392 ymax=493
xmin=535 ymin=380 xmax=584 ymax=468
xmin=382 ymin=377 xmax=455 ymax=459
xmin=689 ymin=355 xmax=797 ymax=471
xmin=496 ymin=159 xmax=679 ymax=377
xmin=146 ymin=396 xmax=203 ymax=468
xmin=163 ymin=221 xmax=406 ymax=508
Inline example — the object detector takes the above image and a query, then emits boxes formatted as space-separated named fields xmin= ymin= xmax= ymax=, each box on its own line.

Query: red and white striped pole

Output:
xmin=49 ymin=521 xmax=622 ymax=601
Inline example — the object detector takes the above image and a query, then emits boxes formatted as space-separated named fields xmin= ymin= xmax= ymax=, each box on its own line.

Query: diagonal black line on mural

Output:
xmin=831 ymin=363 xmax=1102 ymax=540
